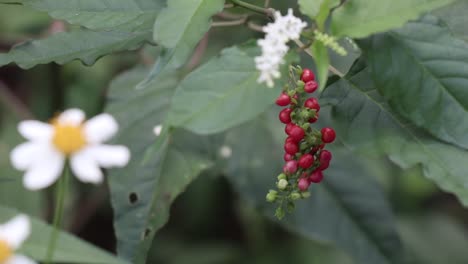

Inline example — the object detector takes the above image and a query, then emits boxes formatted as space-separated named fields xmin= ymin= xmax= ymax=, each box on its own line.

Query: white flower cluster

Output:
xmin=255 ymin=9 xmax=307 ymax=88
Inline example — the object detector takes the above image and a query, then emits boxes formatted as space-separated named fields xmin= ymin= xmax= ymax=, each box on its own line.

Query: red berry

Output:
xmin=284 ymin=141 xmax=299 ymax=155
xmin=321 ymin=127 xmax=336 ymax=143
xmin=298 ymin=154 xmax=314 ymax=169
xmin=276 ymin=93 xmax=291 ymax=106
xmin=317 ymin=160 xmax=330 ymax=171
xmin=309 ymin=170 xmax=324 ymax=183
xmin=283 ymin=160 xmax=298 ymax=174
xmin=301 ymin=68 xmax=315 ymax=83
xmin=289 ymin=125 xmax=305 ymax=142
xmin=285 ymin=136 xmax=295 ymax=144
xmin=304 ymin=81 xmax=318 ymax=93
xmin=298 ymin=178 xmax=311 ymax=191
xmin=309 ymin=112 xmax=319 ymax=123
xmin=304 ymin=98 xmax=320 ymax=112
xmin=284 ymin=153 xmax=294 ymax=161
xmin=279 ymin=108 xmax=292 ymax=124
xmin=319 ymin=150 xmax=332 ymax=163
xmin=285 ymin=123 xmax=295 ymax=135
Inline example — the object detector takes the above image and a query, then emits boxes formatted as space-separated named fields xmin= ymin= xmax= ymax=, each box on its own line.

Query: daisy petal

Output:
xmin=84 ymin=113 xmax=118 ymax=143
xmin=87 ymin=145 xmax=130 ymax=168
xmin=70 ymin=150 xmax=103 ymax=184
xmin=57 ymin=109 xmax=85 ymax=126
xmin=10 ymin=142 xmax=44 ymax=171
xmin=23 ymin=146 xmax=65 ymax=190
xmin=18 ymin=121 xmax=53 ymax=142
xmin=0 ymin=215 xmax=30 ymax=249
xmin=5 ymin=254 xmax=37 ymax=264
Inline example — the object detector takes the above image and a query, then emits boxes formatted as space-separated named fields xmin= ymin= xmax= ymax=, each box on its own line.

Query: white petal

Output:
xmin=18 ymin=121 xmax=53 ymax=142
xmin=23 ymin=146 xmax=65 ymax=190
xmin=10 ymin=142 xmax=44 ymax=171
xmin=0 ymin=215 xmax=30 ymax=249
xmin=84 ymin=113 xmax=118 ymax=143
xmin=153 ymin=125 xmax=163 ymax=137
xmin=57 ymin=109 xmax=85 ymax=126
xmin=5 ymin=255 xmax=37 ymax=264
xmin=86 ymin=145 xmax=130 ymax=168
xmin=70 ymin=150 xmax=103 ymax=184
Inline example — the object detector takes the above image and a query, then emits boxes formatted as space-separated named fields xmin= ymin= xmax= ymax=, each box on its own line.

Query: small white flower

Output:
xmin=10 ymin=109 xmax=131 ymax=190
xmin=219 ymin=145 xmax=232 ymax=159
xmin=0 ymin=215 xmax=36 ymax=264
xmin=153 ymin=125 xmax=163 ymax=137
xmin=256 ymin=8 xmax=307 ymax=88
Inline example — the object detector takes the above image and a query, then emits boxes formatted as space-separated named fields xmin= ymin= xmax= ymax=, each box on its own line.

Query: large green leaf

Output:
xmin=19 ymin=0 xmax=165 ymax=31
xmin=0 ymin=106 xmax=42 ymax=216
xmin=433 ymin=0 xmax=468 ymax=42
xmin=321 ymin=59 xmax=468 ymax=206
xmin=359 ymin=16 xmax=468 ymax=149
xmin=298 ymin=0 xmax=339 ymax=19
xmin=168 ymin=45 xmax=297 ymax=134
xmin=0 ymin=29 xmax=150 ymax=69
xmin=223 ymin=115 xmax=403 ymax=264
xmin=106 ymin=68 xmax=216 ymax=263
xmin=331 ymin=0 xmax=454 ymax=38
xmin=0 ymin=206 xmax=129 ymax=264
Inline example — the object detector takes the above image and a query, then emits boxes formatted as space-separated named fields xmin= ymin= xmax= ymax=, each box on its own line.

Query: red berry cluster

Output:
xmin=266 ymin=67 xmax=336 ymax=219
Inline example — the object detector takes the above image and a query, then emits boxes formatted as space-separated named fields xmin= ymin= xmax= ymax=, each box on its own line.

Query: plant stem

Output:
xmin=45 ymin=164 xmax=69 ymax=264
xmin=293 ymin=39 xmax=345 ymax=77
xmin=230 ymin=0 xmax=273 ymax=18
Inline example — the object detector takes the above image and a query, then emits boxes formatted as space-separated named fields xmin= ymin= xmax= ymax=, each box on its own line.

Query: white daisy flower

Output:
xmin=256 ymin=8 xmax=307 ymax=88
xmin=10 ymin=109 xmax=131 ymax=190
xmin=0 ymin=215 xmax=36 ymax=264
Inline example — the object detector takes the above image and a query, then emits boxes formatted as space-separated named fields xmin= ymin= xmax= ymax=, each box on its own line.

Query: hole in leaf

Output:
xmin=129 ymin=192 xmax=138 ymax=204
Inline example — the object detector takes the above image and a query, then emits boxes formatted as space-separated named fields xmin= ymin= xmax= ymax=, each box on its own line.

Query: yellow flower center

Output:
xmin=51 ymin=121 xmax=87 ymax=155
xmin=0 ymin=239 xmax=12 ymax=263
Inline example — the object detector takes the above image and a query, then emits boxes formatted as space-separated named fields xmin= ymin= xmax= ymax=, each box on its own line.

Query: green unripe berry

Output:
xmin=290 ymin=192 xmax=301 ymax=200
xmin=277 ymin=173 xmax=287 ymax=180
xmin=277 ymin=179 xmax=288 ymax=190
xmin=301 ymin=192 xmax=311 ymax=198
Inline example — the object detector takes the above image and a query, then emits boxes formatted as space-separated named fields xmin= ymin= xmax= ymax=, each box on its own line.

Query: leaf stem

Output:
xmin=294 ymin=39 xmax=344 ymax=77
xmin=45 ymin=164 xmax=69 ymax=264
xmin=230 ymin=0 xmax=273 ymax=18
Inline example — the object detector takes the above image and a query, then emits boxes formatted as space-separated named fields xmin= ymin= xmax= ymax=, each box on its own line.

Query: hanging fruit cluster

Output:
xmin=266 ymin=67 xmax=336 ymax=219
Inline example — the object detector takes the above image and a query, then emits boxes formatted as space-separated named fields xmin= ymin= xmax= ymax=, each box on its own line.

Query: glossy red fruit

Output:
xmin=285 ymin=123 xmax=295 ymax=135
xmin=298 ymin=178 xmax=311 ymax=191
xmin=279 ymin=108 xmax=292 ymax=124
xmin=309 ymin=112 xmax=319 ymax=123
xmin=304 ymin=81 xmax=318 ymax=93
xmin=301 ymin=68 xmax=315 ymax=83
xmin=298 ymin=154 xmax=314 ymax=169
xmin=284 ymin=141 xmax=299 ymax=155
xmin=309 ymin=170 xmax=324 ymax=183
xmin=304 ymin=97 xmax=320 ymax=112
xmin=321 ymin=127 xmax=336 ymax=143
xmin=317 ymin=160 xmax=330 ymax=171
xmin=276 ymin=93 xmax=291 ymax=106
xmin=319 ymin=150 xmax=332 ymax=163
xmin=284 ymin=153 xmax=294 ymax=161
xmin=285 ymin=136 xmax=295 ymax=144
xmin=289 ymin=125 xmax=305 ymax=142
xmin=283 ymin=160 xmax=298 ymax=174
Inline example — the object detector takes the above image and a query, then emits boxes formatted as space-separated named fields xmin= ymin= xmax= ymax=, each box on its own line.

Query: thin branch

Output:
xmin=0 ymin=81 xmax=33 ymax=119
xmin=186 ymin=31 xmax=210 ymax=72
xmin=231 ymin=0 xmax=274 ymax=19
xmin=294 ymin=39 xmax=345 ymax=77
xmin=212 ymin=16 xmax=248 ymax=27
xmin=247 ymin=21 xmax=264 ymax=32
xmin=224 ymin=3 xmax=234 ymax=8
xmin=264 ymin=0 xmax=271 ymax=8
xmin=216 ymin=11 xmax=247 ymax=20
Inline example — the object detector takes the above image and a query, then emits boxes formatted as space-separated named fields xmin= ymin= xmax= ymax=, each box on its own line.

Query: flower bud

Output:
xmin=290 ymin=192 xmax=301 ymax=200
xmin=277 ymin=173 xmax=287 ymax=180
xmin=277 ymin=179 xmax=288 ymax=190
xmin=301 ymin=191 xmax=311 ymax=198
xmin=266 ymin=190 xmax=278 ymax=202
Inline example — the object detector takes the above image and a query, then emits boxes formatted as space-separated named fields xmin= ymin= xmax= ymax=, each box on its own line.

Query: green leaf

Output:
xmin=20 ymin=0 xmax=165 ymax=31
xmin=0 ymin=106 xmax=42 ymax=216
xmin=433 ymin=0 xmax=468 ymax=42
xmin=331 ymin=0 xmax=455 ymax=38
xmin=224 ymin=115 xmax=403 ymax=264
xmin=0 ymin=206 xmax=129 ymax=264
xmin=298 ymin=0 xmax=339 ymax=19
xmin=321 ymin=59 xmax=468 ymax=206
xmin=168 ymin=44 xmax=297 ymax=134
xmin=311 ymin=41 xmax=329 ymax=91
xmin=106 ymin=68 xmax=216 ymax=263
xmin=152 ymin=0 xmax=224 ymax=70
xmin=0 ymin=29 xmax=150 ymax=69
xmin=359 ymin=16 xmax=468 ymax=149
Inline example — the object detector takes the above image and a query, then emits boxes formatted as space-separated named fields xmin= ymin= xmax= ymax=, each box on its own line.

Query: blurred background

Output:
xmin=2 ymin=2 xmax=468 ymax=264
